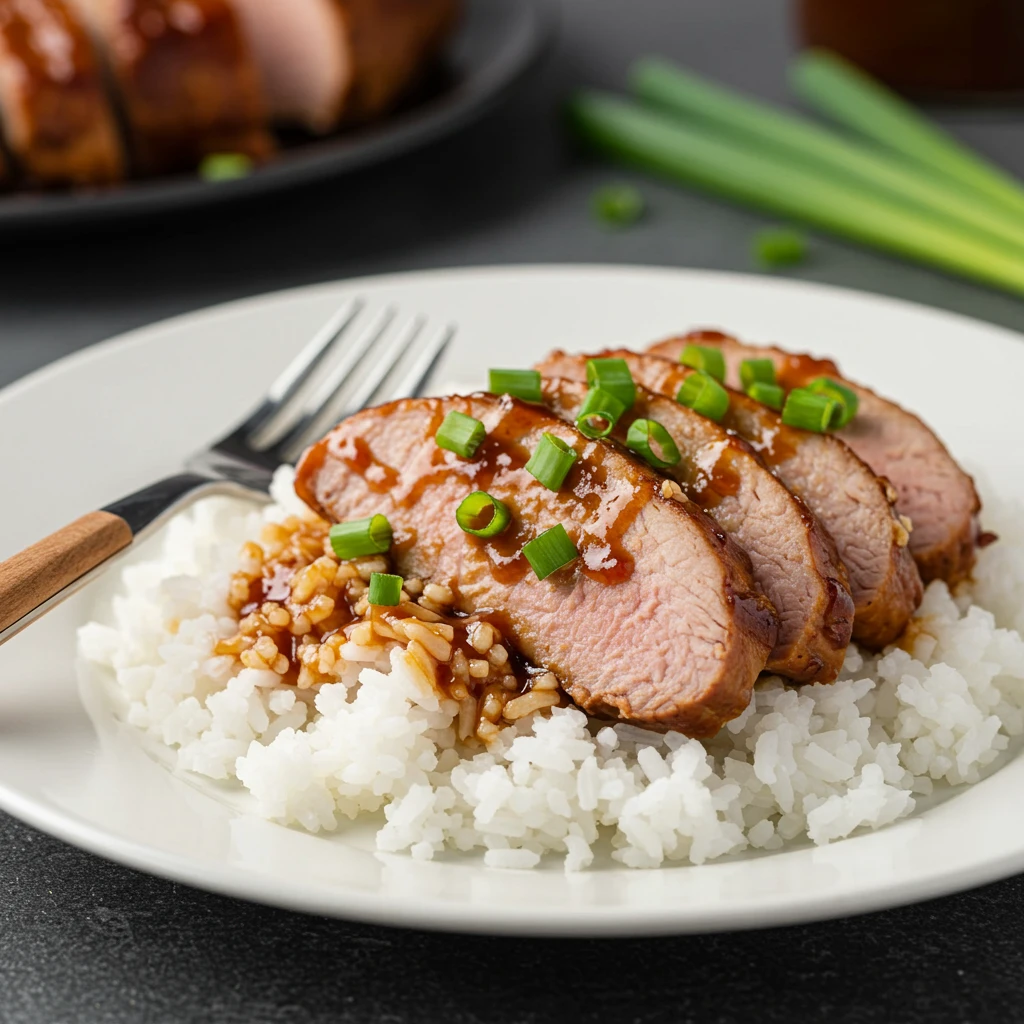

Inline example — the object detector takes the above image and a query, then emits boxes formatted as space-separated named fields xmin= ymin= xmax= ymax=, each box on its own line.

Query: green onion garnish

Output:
xmin=368 ymin=572 xmax=403 ymax=606
xmin=456 ymin=491 xmax=512 ymax=538
xmin=739 ymin=358 xmax=776 ymax=391
xmin=591 ymin=183 xmax=645 ymax=227
xmin=199 ymin=153 xmax=253 ymax=182
xmin=435 ymin=410 xmax=486 ymax=458
xmin=523 ymin=524 xmax=580 ymax=581
xmin=525 ymin=433 xmax=578 ymax=491
xmin=782 ymin=388 xmax=839 ymax=433
xmin=488 ymin=368 xmax=543 ymax=403
xmin=806 ymin=376 xmax=859 ymax=428
xmin=625 ymin=418 xmax=681 ymax=469
xmin=676 ymin=370 xmax=730 ymax=422
xmin=585 ymin=358 xmax=636 ymax=409
xmin=329 ymin=515 xmax=393 ymax=560
xmin=754 ymin=227 xmax=808 ymax=268
xmin=679 ymin=344 xmax=726 ymax=382
xmin=747 ymin=381 xmax=785 ymax=411
xmin=575 ymin=387 xmax=627 ymax=439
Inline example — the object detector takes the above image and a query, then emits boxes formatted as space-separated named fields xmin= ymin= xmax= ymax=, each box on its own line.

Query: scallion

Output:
xmin=488 ymin=368 xmax=543 ymax=403
xmin=523 ymin=524 xmax=580 ymax=581
xmin=591 ymin=183 xmax=645 ymax=227
xmin=679 ymin=343 xmax=726 ymax=382
xmin=199 ymin=153 xmax=253 ymax=182
xmin=368 ymin=572 xmax=403 ymax=606
xmin=747 ymin=381 xmax=785 ymax=411
xmin=676 ymin=370 xmax=730 ymax=422
xmin=586 ymin=358 xmax=636 ymax=408
xmin=739 ymin=358 xmax=777 ymax=390
xmin=575 ymin=387 xmax=627 ymax=439
xmin=782 ymin=388 xmax=839 ymax=433
xmin=456 ymin=491 xmax=512 ymax=538
xmin=525 ymin=433 xmax=578 ymax=491
xmin=435 ymin=410 xmax=486 ymax=458
xmin=625 ymin=418 xmax=681 ymax=469
xmin=329 ymin=515 xmax=393 ymax=560
xmin=806 ymin=376 xmax=859 ymax=428
xmin=754 ymin=227 xmax=807 ymax=268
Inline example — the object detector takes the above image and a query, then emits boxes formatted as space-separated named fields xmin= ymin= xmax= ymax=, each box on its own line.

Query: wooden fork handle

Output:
xmin=0 ymin=512 xmax=133 ymax=634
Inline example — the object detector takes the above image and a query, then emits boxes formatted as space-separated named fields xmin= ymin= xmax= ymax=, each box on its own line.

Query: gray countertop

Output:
xmin=2 ymin=1 xmax=1024 ymax=1020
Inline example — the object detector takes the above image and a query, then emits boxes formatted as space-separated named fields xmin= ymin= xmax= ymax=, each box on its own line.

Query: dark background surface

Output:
xmin=2 ymin=0 xmax=1024 ymax=1020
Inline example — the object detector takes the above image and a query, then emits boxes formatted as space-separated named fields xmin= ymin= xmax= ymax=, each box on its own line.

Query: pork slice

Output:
xmin=538 ymin=374 xmax=853 ymax=683
xmin=232 ymin=0 xmax=460 ymax=133
xmin=70 ymin=0 xmax=272 ymax=175
xmin=294 ymin=394 xmax=778 ymax=737
xmin=654 ymin=330 xmax=981 ymax=586
xmin=537 ymin=349 xmax=923 ymax=649
xmin=0 ymin=0 xmax=123 ymax=185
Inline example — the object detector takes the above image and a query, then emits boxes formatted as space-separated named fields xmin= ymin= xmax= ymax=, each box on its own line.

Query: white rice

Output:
xmin=77 ymin=467 xmax=1024 ymax=870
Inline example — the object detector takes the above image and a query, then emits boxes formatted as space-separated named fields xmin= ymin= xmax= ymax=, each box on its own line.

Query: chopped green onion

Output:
xmin=435 ymin=410 xmax=486 ymax=458
xmin=199 ymin=153 xmax=253 ymax=181
xmin=575 ymin=387 xmax=627 ymax=439
xmin=523 ymin=524 xmax=580 ymax=580
xmin=676 ymin=370 xmax=730 ymax=422
xmin=747 ymin=381 xmax=785 ymax=411
xmin=739 ymin=358 xmax=777 ymax=390
xmin=782 ymin=387 xmax=840 ymax=433
xmin=456 ymin=491 xmax=512 ymax=538
xmin=626 ymin=418 xmax=681 ymax=469
xmin=586 ymin=358 xmax=636 ymax=409
xmin=806 ymin=376 xmax=859 ymax=428
xmin=591 ymin=183 xmax=645 ymax=227
xmin=525 ymin=433 xmax=578 ymax=491
xmin=679 ymin=344 xmax=726 ymax=382
xmin=368 ymin=572 xmax=403 ymax=606
xmin=488 ymin=368 xmax=542 ymax=403
xmin=329 ymin=515 xmax=393 ymax=560
xmin=754 ymin=227 xmax=808 ymax=268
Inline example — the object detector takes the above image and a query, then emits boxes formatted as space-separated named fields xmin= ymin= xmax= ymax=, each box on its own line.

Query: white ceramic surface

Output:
xmin=1 ymin=265 xmax=1023 ymax=936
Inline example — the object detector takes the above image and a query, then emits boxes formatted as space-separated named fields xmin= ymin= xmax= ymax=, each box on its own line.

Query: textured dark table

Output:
xmin=3 ymin=1 xmax=1024 ymax=1021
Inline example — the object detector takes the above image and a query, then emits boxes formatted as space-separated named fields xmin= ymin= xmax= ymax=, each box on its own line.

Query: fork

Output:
xmin=0 ymin=299 xmax=454 ymax=646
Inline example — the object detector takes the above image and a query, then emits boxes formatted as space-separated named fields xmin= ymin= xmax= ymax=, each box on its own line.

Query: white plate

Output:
xmin=2 ymin=265 xmax=1023 ymax=936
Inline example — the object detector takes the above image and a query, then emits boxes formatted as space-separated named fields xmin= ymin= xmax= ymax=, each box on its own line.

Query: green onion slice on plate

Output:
xmin=782 ymin=388 xmax=840 ymax=432
xmin=523 ymin=524 xmax=580 ymax=580
xmin=575 ymin=387 xmax=627 ymax=439
xmin=488 ymin=368 xmax=543 ymax=403
xmin=626 ymin=418 xmax=681 ymax=469
xmin=747 ymin=381 xmax=785 ymax=411
xmin=435 ymin=410 xmax=486 ymax=458
xmin=806 ymin=376 xmax=859 ymax=427
xmin=591 ymin=183 xmax=645 ymax=227
xmin=676 ymin=370 xmax=730 ymax=422
xmin=456 ymin=491 xmax=512 ymax=538
xmin=526 ymin=433 xmax=578 ymax=491
xmin=585 ymin=358 xmax=636 ymax=409
xmin=679 ymin=344 xmax=726 ymax=382
xmin=368 ymin=572 xmax=403 ymax=606
xmin=199 ymin=153 xmax=253 ymax=182
xmin=739 ymin=358 xmax=776 ymax=391
xmin=329 ymin=514 xmax=393 ymax=560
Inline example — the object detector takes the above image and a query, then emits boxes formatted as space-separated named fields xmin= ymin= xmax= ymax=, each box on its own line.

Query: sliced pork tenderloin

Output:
xmin=652 ymin=330 xmax=981 ymax=586
xmin=537 ymin=349 xmax=923 ymax=649
xmin=538 ymin=374 xmax=853 ymax=683
xmin=0 ymin=0 xmax=123 ymax=185
xmin=232 ymin=0 xmax=460 ymax=133
xmin=69 ymin=0 xmax=271 ymax=175
xmin=295 ymin=393 xmax=778 ymax=737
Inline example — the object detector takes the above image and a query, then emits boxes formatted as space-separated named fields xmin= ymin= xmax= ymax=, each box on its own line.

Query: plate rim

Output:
xmin=3 ymin=262 xmax=1024 ymax=936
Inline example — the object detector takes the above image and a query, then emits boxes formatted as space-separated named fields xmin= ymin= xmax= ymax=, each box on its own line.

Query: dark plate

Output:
xmin=0 ymin=0 xmax=555 ymax=229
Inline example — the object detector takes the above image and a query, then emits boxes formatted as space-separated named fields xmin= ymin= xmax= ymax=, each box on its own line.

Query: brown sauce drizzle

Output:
xmin=334 ymin=436 xmax=400 ymax=493
xmin=775 ymin=353 xmax=842 ymax=392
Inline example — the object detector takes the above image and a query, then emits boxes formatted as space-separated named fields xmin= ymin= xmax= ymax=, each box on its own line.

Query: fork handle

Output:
xmin=0 ymin=512 xmax=133 ymax=634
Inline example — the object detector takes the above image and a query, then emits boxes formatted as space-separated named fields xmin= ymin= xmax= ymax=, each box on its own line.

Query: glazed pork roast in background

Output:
xmin=650 ymin=330 xmax=982 ymax=587
xmin=295 ymin=393 xmax=779 ymax=738
xmin=0 ymin=0 xmax=461 ymax=185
